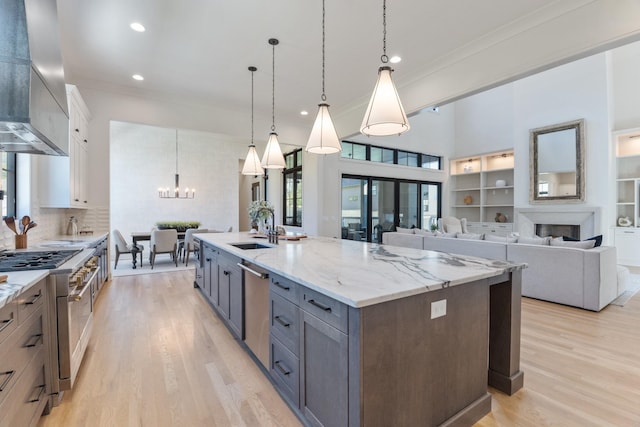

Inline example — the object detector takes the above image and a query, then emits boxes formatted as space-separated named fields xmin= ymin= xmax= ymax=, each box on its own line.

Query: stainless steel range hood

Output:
xmin=0 ymin=0 xmax=69 ymax=156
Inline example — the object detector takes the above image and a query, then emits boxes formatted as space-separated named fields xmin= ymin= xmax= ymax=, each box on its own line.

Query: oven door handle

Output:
xmin=68 ymin=268 xmax=99 ymax=302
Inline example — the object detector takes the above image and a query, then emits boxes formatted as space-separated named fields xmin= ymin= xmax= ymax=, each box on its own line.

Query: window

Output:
xmin=341 ymin=140 xmax=442 ymax=170
xmin=341 ymin=142 xmax=367 ymax=160
xmin=283 ymin=149 xmax=302 ymax=226
xmin=341 ymin=174 xmax=441 ymax=243
xmin=1 ymin=153 xmax=16 ymax=218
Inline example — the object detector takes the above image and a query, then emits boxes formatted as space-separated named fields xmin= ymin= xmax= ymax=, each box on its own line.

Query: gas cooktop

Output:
xmin=0 ymin=249 xmax=82 ymax=272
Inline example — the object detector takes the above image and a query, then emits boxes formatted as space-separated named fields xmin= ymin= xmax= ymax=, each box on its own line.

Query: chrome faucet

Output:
xmin=257 ymin=207 xmax=278 ymax=244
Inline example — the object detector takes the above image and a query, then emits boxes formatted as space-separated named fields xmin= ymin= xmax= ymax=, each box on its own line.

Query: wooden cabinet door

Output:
xmin=300 ymin=311 xmax=349 ymax=427
xmin=217 ymin=261 xmax=231 ymax=320
xmin=228 ymin=262 xmax=243 ymax=339
xmin=203 ymin=246 xmax=218 ymax=304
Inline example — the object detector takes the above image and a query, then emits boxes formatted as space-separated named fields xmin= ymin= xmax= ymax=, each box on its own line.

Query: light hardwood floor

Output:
xmin=39 ymin=271 xmax=640 ymax=427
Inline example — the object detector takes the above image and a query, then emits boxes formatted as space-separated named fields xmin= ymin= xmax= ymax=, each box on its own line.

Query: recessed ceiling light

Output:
xmin=300 ymin=110 xmax=309 ymax=116
xmin=132 ymin=74 xmax=144 ymax=81
xmin=130 ymin=22 xmax=146 ymax=32
xmin=389 ymin=55 xmax=402 ymax=64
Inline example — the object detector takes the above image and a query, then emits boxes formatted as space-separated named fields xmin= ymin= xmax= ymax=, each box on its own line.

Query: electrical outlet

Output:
xmin=431 ymin=299 xmax=447 ymax=319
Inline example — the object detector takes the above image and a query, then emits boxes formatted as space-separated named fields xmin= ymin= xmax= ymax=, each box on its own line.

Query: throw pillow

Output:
xmin=438 ymin=232 xmax=458 ymax=238
xmin=550 ymin=238 xmax=595 ymax=249
xmin=396 ymin=227 xmax=414 ymax=234
xmin=460 ymin=218 xmax=469 ymax=234
xmin=562 ymin=234 xmax=603 ymax=247
xmin=485 ymin=234 xmax=518 ymax=243
xmin=413 ymin=228 xmax=432 ymax=236
xmin=518 ymin=236 xmax=550 ymax=245
xmin=456 ymin=232 xmax=483 ymax=240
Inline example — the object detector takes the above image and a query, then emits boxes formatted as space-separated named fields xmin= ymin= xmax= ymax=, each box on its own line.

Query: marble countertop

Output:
xmin=0 ymin=271 xmax=49 ymax=309
xmin=196 ymin=232 xmax=526 ymax=308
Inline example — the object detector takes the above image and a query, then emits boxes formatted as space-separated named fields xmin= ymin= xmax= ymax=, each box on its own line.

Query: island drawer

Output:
xmin=300 ymin=287 xmax=348 ymax=334
xmin=0 ymin=351 xmax=47 ymax=427
xmin=270 ymin=292 xmax=299 ymax=355
xmin=0 ymin=302 xmax=17 ymax=346
xmin=270 ymin=274 xmax=299 ymax=305
xmin=269 ymin=335 xmax=299 ymax=407
xmin=16 ymin=280 xmax=45 ymax=324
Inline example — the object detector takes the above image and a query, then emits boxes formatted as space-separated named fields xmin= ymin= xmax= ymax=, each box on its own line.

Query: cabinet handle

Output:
xmin=25 ymin=333 xmax=43 ymax=348
xmin=75 ymin=199 xmax=80 ymax=202
xmin=75 ymin=128 xmax=79 ymax=132
xmin=0 ymin=370 xmax=15 ymax=392
xmin=28 ymin=384 xmax=46 ymax=403
xmin=24 ymin=292 xmax=42 ymax=305
xmin=307 ymin=299 xmax=332 ymax=312
xmin=237 ymin=262 xmax=269 ymax=279
xmin=274 ymin=315 xmax=290 ymax=328
xmin=0 ymin=317 xmax=14 ymax=333
xmin=273 ymin=281 xmax=290 ymax=291
xmin=223 ymin=270 xmax=230 ymax=276
xmin=206 ymin=258 xmax=211 ymax=262
xmin=275 ymin=361 xmax=291 ymax=376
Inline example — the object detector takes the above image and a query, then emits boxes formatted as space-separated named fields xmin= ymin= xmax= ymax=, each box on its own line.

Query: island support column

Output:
xmin=488 ymin=270 xmax=524 ymax=395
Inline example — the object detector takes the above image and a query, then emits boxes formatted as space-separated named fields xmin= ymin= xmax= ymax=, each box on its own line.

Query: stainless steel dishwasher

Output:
xmin=238 ymin=261 xmax=270 ymax=368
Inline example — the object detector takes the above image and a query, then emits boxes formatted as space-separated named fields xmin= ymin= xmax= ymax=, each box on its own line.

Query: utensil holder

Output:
xmin=15 ymin=234 xmax=27 ymax=249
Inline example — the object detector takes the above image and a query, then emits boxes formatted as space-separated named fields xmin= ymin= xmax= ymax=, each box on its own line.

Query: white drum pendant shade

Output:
xmin=360 ymin=66 xmax=410 ymax=136
xmin=241 ymin=145 xmax=264 ymax=175
xmin=306 ymin=103 xmax=341 ymax=154
xmin=261 ymin=132 xmax=286 ymax=169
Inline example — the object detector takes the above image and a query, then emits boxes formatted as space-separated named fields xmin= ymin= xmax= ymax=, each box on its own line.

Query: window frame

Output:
xmin=282 ymin=148 xmax=303 ymax=227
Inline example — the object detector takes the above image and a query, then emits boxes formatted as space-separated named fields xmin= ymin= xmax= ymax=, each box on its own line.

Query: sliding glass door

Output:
xmin=341 ymin=175 xmax=441 ymax=242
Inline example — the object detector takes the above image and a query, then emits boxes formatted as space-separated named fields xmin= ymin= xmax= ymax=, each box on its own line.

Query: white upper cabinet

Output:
xmin=38 ymin=85 xmax=91 ymax=208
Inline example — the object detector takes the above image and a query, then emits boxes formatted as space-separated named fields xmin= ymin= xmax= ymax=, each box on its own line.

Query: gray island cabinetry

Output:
xmin=0 ymin=278 xmax=50 ymax=427
xmin=194 ymin=233 xmax=525 ymax=427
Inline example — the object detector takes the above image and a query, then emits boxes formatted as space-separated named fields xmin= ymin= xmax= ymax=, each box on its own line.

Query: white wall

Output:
xmin=110 ymin=121 xmax=246 ymax=240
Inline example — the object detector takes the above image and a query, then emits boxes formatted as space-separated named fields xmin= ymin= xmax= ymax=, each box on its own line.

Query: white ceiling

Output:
xmin=56 ymin=0 xmax=640 ymax=139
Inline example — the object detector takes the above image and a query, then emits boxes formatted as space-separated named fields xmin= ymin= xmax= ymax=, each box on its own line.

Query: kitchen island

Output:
xmin=195 ymin=232 xmax=526 ymax=426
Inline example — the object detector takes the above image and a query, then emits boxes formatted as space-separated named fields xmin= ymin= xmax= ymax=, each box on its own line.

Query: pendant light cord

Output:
xmin=381 ymin=0 xmax=388 ymax=64
xmin=175 ymin=129 xmax=179 ymax=174
xmin=321 ymin=0 xmax=326 ymax=101
xmin=271 ymin=41 xmax=276 ymax=132
xmin=251 ymin=68 xmax=255 ymax=144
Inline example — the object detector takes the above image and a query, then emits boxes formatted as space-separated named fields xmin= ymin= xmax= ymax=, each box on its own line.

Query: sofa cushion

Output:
xmin=485 ymin=234 xmax=518 ymax=243
xmin=457 ymin=232 xmax=483 ymax=240
xmin=396 ymin=227 xmax=414 ymax=234
xmin=413 ymin=228 xmax=433 ymax=236
xmin=518 ymin=236 xmax=550 ymax=245
xmin=551 ymin=237 xmax=595 ymax=249
xmin=562 ymin=234 xmax=603 ymax=247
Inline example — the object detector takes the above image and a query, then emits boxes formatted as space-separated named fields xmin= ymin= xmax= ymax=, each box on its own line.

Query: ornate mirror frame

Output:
xmin=529 ymin=119 xmax=585 ymax=203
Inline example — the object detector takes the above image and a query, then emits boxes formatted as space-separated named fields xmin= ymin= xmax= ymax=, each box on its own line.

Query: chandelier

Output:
xmin=158 ymin=129 xmax=195 ymax=198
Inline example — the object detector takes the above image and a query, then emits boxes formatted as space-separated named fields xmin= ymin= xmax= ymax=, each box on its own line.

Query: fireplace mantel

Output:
xmin=515 ymin=207 xmax=600 ymax=240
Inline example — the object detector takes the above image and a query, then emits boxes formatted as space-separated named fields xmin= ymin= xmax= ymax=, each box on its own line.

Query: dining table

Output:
xmin=130 ymin=231 xmax=187 ymax=269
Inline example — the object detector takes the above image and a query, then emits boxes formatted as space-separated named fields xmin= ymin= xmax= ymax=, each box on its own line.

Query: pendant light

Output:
xmin=241 ymin=66 xmax=264 ymax=176
xmin=360 ymin=0 xmax=410 ymax=137
xmin=158 ymin=130 xmax=195 ymax=198
xmin=305 ymin=0 xmax=341 ymax=154
xmin=261 ymin=38 xmax=286 ymax=169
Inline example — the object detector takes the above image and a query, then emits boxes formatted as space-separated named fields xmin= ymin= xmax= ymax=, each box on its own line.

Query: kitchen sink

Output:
xmin=229 ymin=242 xmax=274 ymax=250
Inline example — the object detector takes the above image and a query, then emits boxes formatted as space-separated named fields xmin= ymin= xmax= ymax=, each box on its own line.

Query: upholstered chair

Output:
xmin=439 ymin=217 xmax=468 ymax=234
xmin=178 ymin=228 xmax=208 ymax=266
xmin=149 ymin=229 xmax=178 ymax=269
xmin=113 ymin=229 xmax=144 ymax=269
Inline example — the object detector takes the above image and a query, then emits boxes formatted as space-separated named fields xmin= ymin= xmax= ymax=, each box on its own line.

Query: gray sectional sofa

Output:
xmin=382 ymin=231 xmax=620 ymax=311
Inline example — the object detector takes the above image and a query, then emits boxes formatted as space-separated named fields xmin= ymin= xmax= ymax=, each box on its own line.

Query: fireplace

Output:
xmin=515 ymin=207 xmax=600 ymax=240
xmin=535 ymin=224 xmax=580 ymax=239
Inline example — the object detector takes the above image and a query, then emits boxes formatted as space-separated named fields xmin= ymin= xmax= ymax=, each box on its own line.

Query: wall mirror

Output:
xmin=530 ymin=119 xmax=585 ymax=203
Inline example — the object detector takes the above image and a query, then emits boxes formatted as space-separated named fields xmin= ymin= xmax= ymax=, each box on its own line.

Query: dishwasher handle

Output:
xmin=237 ymin=262 xmax=269 ymax=279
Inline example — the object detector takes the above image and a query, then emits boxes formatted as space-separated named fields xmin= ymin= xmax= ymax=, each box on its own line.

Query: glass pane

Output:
xmin=370 ymin=147 xmax=382 ymax=162
xmin=421 ymin=183 xmax=440 ymax=230
xmin=285 ymin=173 xmax=295 ymax=224
xmin=397 ymin=151 xmax=408 ymax=166
xmin=295 ymin=170 xmax=302 ymax=225
xmin=352 ymin=143 xmax=366 ymax=160
xmin=407 ymin=152 xmax=418 ymax=167
xmin=398 ymin=182 xmax=418 ymax=229
xmin=371 ymin=180 xmax=394 ymax=243
xmin=296 ymin=150 xmax=302 ymax=166
xmin=341 ymin=177 xmax=368 ymax=241
xmin=1 ymin=153 xmax=7 ymax=217
xmin=382 ymin=148 xmax=394 ymax=164
xmin=421 ymin=155 xmax=441 ymax=170
xmin=341 ymin=142 xmax=353 ymax=159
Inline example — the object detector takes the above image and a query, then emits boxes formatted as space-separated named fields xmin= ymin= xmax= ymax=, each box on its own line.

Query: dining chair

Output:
xmin=178 ymin=228 xmax=208 ymax=266
xmin=149 ymin=229 xmax=178 ymax=269
xmin=113 ymin=229 xmax=144 ymax=269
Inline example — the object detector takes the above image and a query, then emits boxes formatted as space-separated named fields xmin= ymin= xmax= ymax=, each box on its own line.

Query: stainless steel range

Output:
xmin=0 ymin=248 xmax=99 ymax=406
